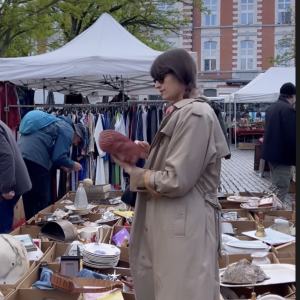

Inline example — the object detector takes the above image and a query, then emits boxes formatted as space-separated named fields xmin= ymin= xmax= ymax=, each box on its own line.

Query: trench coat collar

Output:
xmin=173 ymin=98 xmax=197 ymax=109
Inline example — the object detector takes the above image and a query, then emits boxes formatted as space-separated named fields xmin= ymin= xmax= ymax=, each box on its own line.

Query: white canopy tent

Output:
xmin=0 ymin=13 xmax=197 ymax=97
xmin=224 ymin=67 xmax=295 ymax=149
xmin=225 ymin=67 xmax=295 ymax=104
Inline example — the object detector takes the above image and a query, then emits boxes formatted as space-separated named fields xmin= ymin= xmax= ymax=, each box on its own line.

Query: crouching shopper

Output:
xmin=18 ymin=110 xmax=86 ymax=220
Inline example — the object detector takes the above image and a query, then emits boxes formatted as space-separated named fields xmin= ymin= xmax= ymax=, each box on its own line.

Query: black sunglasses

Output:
xmin=153 ymin=77 xmax=164 ymax=84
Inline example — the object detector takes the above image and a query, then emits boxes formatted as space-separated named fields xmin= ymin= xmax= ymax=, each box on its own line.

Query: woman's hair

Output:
xmin=150 ymin=48 xmax=198 ymax=98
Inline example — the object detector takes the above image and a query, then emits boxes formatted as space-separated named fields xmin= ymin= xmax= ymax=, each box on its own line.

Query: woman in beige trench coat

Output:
xmin=113 ymin=49 xmax=230 ymax=300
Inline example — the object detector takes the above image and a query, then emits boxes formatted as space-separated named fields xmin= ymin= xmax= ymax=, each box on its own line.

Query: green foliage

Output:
xmin=269 ymin=7 xmax=295 ymax=67
xmin=0 ymin=0 xmax=205 ymax=57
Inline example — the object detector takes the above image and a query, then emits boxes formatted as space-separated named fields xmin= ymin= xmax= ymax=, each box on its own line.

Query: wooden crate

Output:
xmin=238 ymin=142 xmax=255 ymax=150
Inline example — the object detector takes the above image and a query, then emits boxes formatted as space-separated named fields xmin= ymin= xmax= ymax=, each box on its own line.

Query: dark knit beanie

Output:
xmin=280 ymin=82 xmax=296 ymax=96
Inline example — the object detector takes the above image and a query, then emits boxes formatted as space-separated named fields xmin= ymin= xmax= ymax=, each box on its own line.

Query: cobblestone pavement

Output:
xmin=220 ymin=146 xmax=295 ymax=210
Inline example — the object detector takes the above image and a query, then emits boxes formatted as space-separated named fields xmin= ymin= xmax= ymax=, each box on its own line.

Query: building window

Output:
xmin=241 ymin=0 xmax=254 ymax=25
xmin=204 ymin=89 xmax=217 ymax=97
xmin=156 ymin=2 xmax=174 ymax=11
xmin=276 ymin=39 xmax=292 ymax=66
xmin=204 ymin=42 xmax=217 ymax=71
xmin=240 ymin=40 xmax=254 ymax=70
xmin=278 ymin=0 xmax=291 ymax=24
xmin=204 ymin=0 xmax=217 ymax=26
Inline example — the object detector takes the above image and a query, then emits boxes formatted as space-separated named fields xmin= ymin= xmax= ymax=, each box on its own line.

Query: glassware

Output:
xmin=74 ymin=181 xmax=88 ymax=209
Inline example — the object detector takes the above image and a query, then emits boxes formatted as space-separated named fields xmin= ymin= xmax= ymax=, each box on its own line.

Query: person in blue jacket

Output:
xmin=18 ymin=113 xmax=86 ymax=220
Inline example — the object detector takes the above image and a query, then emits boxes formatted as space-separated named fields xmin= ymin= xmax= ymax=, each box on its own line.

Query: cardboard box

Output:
xmin=18 ymin=263 xmax=60 ymax=289
xmin=219 ymin=200 xmax=242 ymax=210
xmin=222 ymin=283 xmax=293 ymax=299
xmin=273 ymin=252 xmax=295 ymax=264
xmin=219 ymin=253 xmax=277 ymax=269
xmin=42 ymin=243 xmax=69 ymax=263
xmin=0 ymin=261 xmax=36 ymax=294
xmin=222 ymin=220 xmax=257 ymax=236
xmin=271 ymin=241 xmax=295 ymax=255
xmin=13 ymin=198 xmax=21 ymax=224
xmin=238 ymin=142 xmax=255 ymax=150
xmin=5 ymin=289 xmax=80 ymax=300
xmin=254 ymin=210 xmax=295 ymax=222
xmin=289 ymin=180 xmax=296 ymax=193
xmin=222 ymin=209 xmax=254 ymax=221
xmin=10 ymin=225 xmax=41 ymax=239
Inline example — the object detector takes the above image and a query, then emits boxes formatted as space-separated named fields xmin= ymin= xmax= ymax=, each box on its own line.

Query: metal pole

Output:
xmin=234 ymin=100 xmax=237 ymax=150
xmin=228 ymin=99 xmax=232 ymax=144
xmin=43 ymin=87 xmax=46 ymax=104
xmin=5 ymin=82 xmax=8 ymax=125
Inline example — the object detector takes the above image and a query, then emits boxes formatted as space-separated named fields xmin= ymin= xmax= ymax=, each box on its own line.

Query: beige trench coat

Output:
xmin=129 ymin=98 xmax=230 ymax=300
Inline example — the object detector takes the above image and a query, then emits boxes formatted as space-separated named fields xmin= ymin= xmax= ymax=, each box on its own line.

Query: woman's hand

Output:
xmin=134 ymin=140 xmax=150 ymax=159
xmin=112 ymin=155 xmax=135 ymax=175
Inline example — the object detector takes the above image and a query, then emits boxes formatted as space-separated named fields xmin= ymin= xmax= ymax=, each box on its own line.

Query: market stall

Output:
xmin=225 ymin=67 xmax=296 ymax=149
xmin=1 ymin=186 xmax=296 ymax=300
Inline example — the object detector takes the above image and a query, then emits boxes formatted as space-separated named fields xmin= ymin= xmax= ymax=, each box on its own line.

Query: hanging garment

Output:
xmin=94 ymin=113 xmax=106 ymax=185
xmin=46 ymin=90 xmax=55 ymax=105
xmin=0 ymin=82 xmax=21 ymax=130
xmin=142 ymin=106 xmax=148 ymax=142
xmin=16 ymin=87 xmax=35 ymax=119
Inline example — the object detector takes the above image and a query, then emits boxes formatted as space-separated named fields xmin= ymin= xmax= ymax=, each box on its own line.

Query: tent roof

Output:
xmin=0 ymin=13 xmax=198 ymax=96
xmin=227 ymin=67 xmax=295 ymax=103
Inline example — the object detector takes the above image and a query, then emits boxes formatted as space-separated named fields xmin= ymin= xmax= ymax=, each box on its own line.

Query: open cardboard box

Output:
xmin=17 ymin=262 xmax=134 ymax=300
xmin=273 ymin=251 xmax=295 ymax=265
xmin=18 ymin=263 xmax=60 ymax=289
xmin=222 ymin=220 xmax=257 ymax=236
xmin=219 ymin=200 xmax=242 ymax=210
xmin=0 ymin=287 xmax=13 ymax=299
xmin=42 ymin=243 xmax=69 ymax=263
xmin=219 ymin=253 xmax=277 ymax=269
xmin=221 ymin=284 xmax=294 ymax=300
xmin=222 ymin=209 xmax=254 ymax=221
xmin=254 ymin=210 xmax=296 ymax=222
xmin=271 ymin=241 xmax=295 ymax=256
xmin=5 ymin=289 xmax=80 ymax=300
xmin=10 ymin=225 xmax=41 ymax=239
xmin=13 ymin=198 xmax=25 ymax=224
xmin=0 ymin=261 xmax=37 ymax=295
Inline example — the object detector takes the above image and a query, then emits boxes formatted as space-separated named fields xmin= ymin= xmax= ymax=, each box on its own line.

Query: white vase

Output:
xmin=251 ymin=252 xmax=271 ymax=266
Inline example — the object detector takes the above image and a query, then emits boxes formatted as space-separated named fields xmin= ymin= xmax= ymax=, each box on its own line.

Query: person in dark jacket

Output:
xmin=0 ymin=120 xmax=32 ymax=233
xmin=261 ymin=82 xmax=296 ymax=203
xmin=18 ymin=115 xmax=86 ymax=220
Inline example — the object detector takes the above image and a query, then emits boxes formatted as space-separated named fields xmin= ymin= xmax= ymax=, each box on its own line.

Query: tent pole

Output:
xmin=5 ymin=82 xmax=8 ymax=125
xmin=43 ymin=87 xmax=46 ymax=104
xmin=228 ymin=99 xmax=232 ymax=145
xmin=234 ymin=100 xmax=237 ymax=150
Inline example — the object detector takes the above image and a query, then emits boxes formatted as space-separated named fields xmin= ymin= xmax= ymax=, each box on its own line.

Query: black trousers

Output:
xmin=22 ymin=159 xmax=51 ymax=220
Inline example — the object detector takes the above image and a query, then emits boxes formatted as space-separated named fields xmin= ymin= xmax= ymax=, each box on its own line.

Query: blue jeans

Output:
xmin=0 ymin=194 xmax=20 ymax=234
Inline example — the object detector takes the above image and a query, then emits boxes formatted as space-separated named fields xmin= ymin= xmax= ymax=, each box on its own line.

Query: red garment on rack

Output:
xmin=0 ymin=82 xmax=21 ymax=130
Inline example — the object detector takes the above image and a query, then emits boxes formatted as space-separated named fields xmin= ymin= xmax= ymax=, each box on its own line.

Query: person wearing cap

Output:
xmin=18 ymin=114 xmax=86 ymax=220
xmin=261 ymin=82 xmax=296 ymax=203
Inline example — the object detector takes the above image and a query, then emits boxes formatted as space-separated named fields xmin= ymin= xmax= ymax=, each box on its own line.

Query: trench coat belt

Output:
xmin=203 ymin=192 xmax=222 ymax=258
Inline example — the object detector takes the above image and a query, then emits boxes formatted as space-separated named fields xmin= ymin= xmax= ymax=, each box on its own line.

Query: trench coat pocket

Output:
xmin=173 ymin=200 xmax=187 ymax=237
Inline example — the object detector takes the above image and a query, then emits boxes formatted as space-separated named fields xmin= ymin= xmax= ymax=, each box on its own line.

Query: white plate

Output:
xmin=65 ymin=204 xmax=97 ymax=211
xmin=226 ymin=241 xmax=269 ymax=249
xmin=220 ymin=264 xmax=295 ymax=287
xmin=242 ymin=229 xmax=296 ymax=245
xmin=83 ymin=243 xmax=121 ymax=256
xmin=95 ymin=216 xmax=121 ymax=224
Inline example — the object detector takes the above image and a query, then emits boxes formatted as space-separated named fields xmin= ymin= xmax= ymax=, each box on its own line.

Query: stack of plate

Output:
xmin=82 ymin=243 xmax=120 ymax=269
